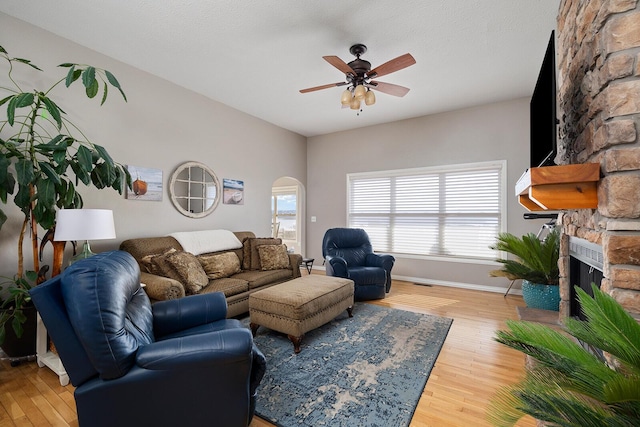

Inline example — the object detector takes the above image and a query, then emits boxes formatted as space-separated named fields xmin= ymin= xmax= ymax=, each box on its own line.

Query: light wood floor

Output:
xmin=0 ymin=277 xmax=536 ymax=427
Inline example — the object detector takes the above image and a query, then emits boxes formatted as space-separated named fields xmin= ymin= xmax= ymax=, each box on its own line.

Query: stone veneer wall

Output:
xmin=556 ymin=0 xmax=640 ymax=318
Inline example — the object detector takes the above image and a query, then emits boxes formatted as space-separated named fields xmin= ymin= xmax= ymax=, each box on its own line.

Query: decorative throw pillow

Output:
xmin=257 ymin=244 xmax=290 ymax=271
xmin=197 ymin=252 xmax=241 ymax=279
xmin=242 ymin=238 xmax=253 ymax=270
xmin=139 ymin=254 xmax=156 ymax=274
xmin=142 ymin=248 xmax=177 ymax=275
xmin=247 ymin=237 xmax=282 ymax=270
xmin=151 ymin=250 xmax=208 ymax=295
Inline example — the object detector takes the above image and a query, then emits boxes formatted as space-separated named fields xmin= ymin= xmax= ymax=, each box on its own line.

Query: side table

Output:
xmin=36 ymin=313 xmax=69 ymax=386
xmin=300 ymin=258 xmax=314 ymax=274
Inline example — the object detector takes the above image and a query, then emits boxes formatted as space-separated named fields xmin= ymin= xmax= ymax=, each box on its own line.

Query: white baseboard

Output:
xmin=391 ymin=274 xmax=523 ymax=296
xmin=310 ymin=265 xmax=522 ymax=296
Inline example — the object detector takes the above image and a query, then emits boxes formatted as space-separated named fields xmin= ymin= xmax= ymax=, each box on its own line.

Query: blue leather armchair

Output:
xmin=29 ymin=250 xmax=265 ymax=427
xmin=322 ymin=228 xmax=395 ymax=301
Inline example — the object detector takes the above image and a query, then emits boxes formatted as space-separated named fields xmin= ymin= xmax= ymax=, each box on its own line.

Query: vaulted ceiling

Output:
xmin=0 ymin=1 xmax=560 ymax=137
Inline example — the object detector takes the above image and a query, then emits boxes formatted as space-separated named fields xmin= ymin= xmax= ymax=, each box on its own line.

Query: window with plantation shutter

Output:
xmin=347 ymin=161 xmax=506 ymax=261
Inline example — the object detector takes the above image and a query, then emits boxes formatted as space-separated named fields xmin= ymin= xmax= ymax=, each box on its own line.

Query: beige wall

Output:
xmin=306 ymin=98 xmax=545 ymax=291
xmin=1 ymin=14 xmax=545 ymax=293
xmin=0 ymin=14 xmax=307 ymax=278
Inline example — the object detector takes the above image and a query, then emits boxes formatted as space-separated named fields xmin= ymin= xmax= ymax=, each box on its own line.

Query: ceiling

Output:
xmin=0 ymin=1 xmax=560 ymax=138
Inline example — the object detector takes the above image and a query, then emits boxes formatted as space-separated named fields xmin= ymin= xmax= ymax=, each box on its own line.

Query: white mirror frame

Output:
xmin=169 ymin=161 xmax=221 ymax=218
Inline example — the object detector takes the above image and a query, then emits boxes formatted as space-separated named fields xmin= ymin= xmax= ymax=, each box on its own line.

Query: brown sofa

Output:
xmin=119 ymin=231 xmax=302 ymax=317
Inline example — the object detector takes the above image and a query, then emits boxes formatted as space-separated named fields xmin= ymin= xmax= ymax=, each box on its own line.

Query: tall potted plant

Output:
xmin=0 ymin=44 xmax=131 ymax=354
xmin=490 ymin=228 xmax=560 ymax=311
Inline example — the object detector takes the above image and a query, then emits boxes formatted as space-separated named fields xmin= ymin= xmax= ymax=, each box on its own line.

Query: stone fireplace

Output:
xmin=556 ymin=0 xmax=640 ymax=319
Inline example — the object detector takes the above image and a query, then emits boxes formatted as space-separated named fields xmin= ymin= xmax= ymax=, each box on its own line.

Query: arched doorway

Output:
xmin=272 ymin=177 xmax=305 ymax=256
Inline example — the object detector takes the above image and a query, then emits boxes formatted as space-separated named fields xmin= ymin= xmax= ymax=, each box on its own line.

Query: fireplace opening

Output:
xmin=569 ymin=256 xmax=604 ymax=320
xmin=569 ymin=237 xmax=604 ymax=320
xmin=568 ymin=236 xmax=606 ymax=359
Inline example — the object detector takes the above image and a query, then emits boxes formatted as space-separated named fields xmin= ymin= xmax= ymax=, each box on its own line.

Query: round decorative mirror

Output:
xmin=169 ymin=161 xmax=221 ymax=218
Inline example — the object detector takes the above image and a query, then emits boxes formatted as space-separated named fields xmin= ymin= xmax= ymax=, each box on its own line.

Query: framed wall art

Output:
xmin=223 ymin=178 xmax=244 ymax=205
xmin=125 ymin=165 xmax=163 ymax=201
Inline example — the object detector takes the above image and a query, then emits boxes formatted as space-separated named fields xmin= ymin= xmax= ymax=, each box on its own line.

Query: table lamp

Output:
xmin=54 ymin=209 xmax=116 ymax=264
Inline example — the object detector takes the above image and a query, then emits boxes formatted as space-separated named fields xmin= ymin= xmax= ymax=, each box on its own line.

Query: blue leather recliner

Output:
xmin=322 ymin=228 xmax=395 ymax=301
xmin=29 ymin=250 xmax=265 ymax=427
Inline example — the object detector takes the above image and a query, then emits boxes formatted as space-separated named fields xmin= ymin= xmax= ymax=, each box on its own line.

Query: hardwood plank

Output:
xmin=0 ymin=279 xmax=538 ymax=427
xmin=27 ymin=396 xmax=66 ymax=427
xmin=0 ymin=391 xmax=26 ymax=421
xmin=26 ymin=377 xmax=75 ymax=423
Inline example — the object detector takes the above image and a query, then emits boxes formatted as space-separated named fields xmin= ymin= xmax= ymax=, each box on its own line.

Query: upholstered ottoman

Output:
xmin=249 ymin=275 xmax=354 ymax=353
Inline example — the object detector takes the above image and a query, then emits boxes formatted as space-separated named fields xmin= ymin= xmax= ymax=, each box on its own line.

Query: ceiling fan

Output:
xmin=299 ymin=44 xmax=416 ymax=110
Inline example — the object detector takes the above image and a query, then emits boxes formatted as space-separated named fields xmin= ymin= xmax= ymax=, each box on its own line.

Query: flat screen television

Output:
xmin=530 ymin=30 xmax=557 ymax=168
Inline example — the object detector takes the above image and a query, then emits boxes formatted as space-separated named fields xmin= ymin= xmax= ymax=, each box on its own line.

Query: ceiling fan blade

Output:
xmin=367 ymin=81 xmax=410 ymax=97
xmin=323 ymin=56 xmax=356 ymax=75
xmin=299 ymin=82 xmax=347 ymax=93
xmin=367 ymin=53 xmax=416 ymax=79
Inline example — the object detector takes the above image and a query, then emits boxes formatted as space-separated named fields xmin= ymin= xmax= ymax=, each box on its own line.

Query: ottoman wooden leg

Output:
xmin=250 ymin=323 xmax=260 ymax=337
xmin=347 ymin=306 xmax=354 ymax=317
xmin=288 ymin=334 xmax=304 ymax=354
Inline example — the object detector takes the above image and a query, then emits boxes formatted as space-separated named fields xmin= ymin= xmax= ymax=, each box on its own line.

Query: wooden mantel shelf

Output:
xmin=515 ymin=163 xmax=600 ymax=211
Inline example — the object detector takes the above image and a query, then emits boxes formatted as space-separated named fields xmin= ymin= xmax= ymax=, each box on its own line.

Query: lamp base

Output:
xmin=69 ymin=241 xmax=95 ymax=265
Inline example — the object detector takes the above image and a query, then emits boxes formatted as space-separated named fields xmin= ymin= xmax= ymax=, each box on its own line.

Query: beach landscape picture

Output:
xmin=126 ymin=166 xmax=163 ymax=201
xmin=223 ymin=178 xmax=244 ymax=205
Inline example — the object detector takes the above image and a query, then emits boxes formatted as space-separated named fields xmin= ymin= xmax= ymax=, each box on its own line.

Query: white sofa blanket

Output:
xmin=169 ymin=229 xmax=243 ymax=255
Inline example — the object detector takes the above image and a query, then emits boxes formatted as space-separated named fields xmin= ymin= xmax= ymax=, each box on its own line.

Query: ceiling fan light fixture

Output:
xmin=341 ymin=88 xmax=352 ymax=105
xmin=300 ymin=44 xmax=415 ymax=112
xmin=365 ymin=89 xmax=376 ymax=106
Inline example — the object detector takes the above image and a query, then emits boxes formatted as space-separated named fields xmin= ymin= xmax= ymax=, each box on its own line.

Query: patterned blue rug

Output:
xmin=248 ymin=303 xmax=453 ymax=427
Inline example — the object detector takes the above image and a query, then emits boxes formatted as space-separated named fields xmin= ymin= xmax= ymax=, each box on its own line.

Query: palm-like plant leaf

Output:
xmin=490 ymin=229 xmax=559 ymax=285
xmin=565 ymin=287 xmax=640 ymax=374
xmin=489 ymin=286 xmax=640 ymax=426
xmin=496 ymin=321 xmax=617 ymax=399
xmin=492 ymin=374 xmax=638 ymax=427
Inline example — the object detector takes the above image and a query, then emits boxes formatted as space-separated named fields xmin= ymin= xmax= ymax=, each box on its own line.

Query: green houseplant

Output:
xmin=489 ymin=285 xmax=640 ymax=426
xmin=490 ymin=228 xmax=561 ymax=310
xmin=0 ymin=44 xmax=131 ymax=351
xmin=0 ymin=271 xmax=37 ymax=356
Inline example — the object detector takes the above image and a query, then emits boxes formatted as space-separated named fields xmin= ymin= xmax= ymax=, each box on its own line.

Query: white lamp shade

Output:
xmin=54 ymin=209 xmax=116 ymax=242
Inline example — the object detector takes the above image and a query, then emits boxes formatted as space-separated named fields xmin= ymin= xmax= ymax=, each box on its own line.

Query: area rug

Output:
xmin=248 ymin=303 xmax=453 ymax=427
